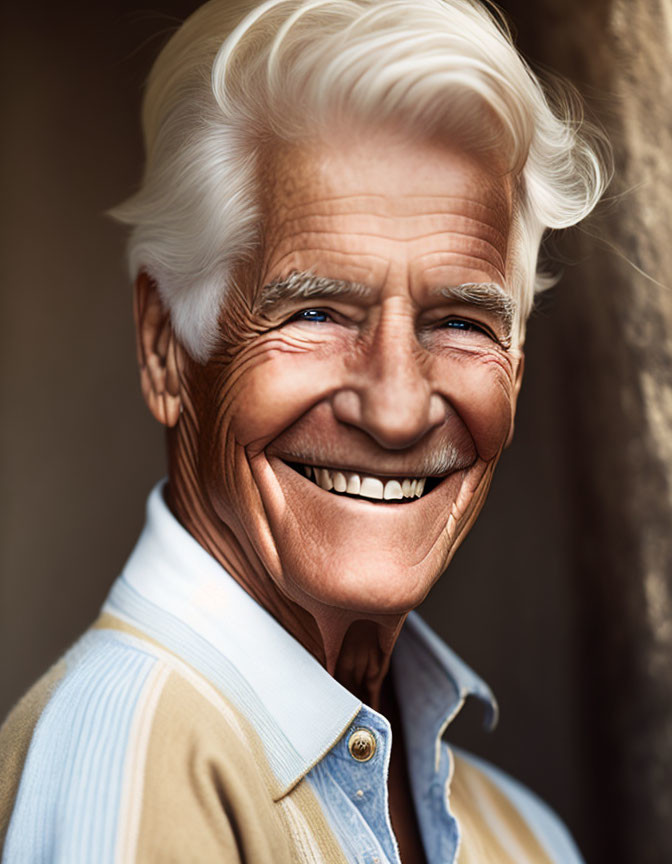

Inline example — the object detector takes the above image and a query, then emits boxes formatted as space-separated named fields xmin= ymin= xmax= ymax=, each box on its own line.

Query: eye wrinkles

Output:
xmin=255 ymin=270 xmax=516 ymax=342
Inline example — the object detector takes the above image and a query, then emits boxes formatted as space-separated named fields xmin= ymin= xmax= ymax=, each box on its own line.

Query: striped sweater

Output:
xmin=0 ymin=484 xmax=583 ymax=863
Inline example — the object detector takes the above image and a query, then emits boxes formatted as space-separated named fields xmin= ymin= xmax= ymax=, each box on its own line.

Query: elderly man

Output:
xmin=0 ymin=0 xmax=608 ymax=861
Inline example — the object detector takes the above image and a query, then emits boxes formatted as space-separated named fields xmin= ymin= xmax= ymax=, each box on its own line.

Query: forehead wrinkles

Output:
xmin=267 ymin=203 xmax=508 ymax=248
xmin=262 ymin=203 xmax=511 ymax=284
xmin=273 ymin=190 xmax=509 ymax=220
xmin=258 ymin=135 xmax=514 ymax=288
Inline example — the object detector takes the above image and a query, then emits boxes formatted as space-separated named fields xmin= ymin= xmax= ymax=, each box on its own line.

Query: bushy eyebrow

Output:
xmin=256 ymin=273 xmax=516 ymax=338
xmin=256 ymin=271 xmax=372 ymax=312
xmin=436 ymin=282 xmax=517 ymax=338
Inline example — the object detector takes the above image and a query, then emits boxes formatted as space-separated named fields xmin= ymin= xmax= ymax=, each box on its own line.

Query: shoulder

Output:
xmin=0 ymin=655 xmax=68 ymax=849
xmin=1 ymin=625 xmax=284 ymax=863
xmin=448 ymin=746 xmax=585 ymax=864
xmin=1 ymin=630 xmax=165 ymax=861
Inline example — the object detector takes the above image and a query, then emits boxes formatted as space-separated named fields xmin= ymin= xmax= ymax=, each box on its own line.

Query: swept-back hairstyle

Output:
xmin=112 ymin=0 xmax=610 ymax=360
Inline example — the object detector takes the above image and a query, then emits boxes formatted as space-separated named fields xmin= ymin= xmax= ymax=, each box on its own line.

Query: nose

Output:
xmin=331 ymin=304 xmax=446 ymax=449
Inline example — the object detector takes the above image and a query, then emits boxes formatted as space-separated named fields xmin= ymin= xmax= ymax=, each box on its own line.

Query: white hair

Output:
xmin=111 ymin=0 xmax=610 ymax=360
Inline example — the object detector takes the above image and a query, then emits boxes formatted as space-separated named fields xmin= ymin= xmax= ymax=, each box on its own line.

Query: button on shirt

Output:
xmin=1 ymin=483 xmax=584 ymax=863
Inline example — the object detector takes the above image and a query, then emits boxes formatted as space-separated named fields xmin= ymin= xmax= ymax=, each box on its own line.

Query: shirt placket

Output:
xmin=322 ymin=705 xmax=402 ymax=864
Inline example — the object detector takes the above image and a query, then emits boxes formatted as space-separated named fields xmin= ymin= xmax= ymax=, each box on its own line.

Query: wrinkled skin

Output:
xmin=136 ymin=128 xmax=523 ymax=861
xmin=137 ymin=127 xmax=523 ymax=693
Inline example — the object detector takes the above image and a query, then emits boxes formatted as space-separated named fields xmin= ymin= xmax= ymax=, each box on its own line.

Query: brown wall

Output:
xmin=3 ymin=3 xmax=669 ymax=862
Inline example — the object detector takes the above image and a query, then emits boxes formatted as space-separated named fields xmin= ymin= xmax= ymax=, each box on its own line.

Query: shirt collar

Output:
xmin=105 ymin=481 xmax=497 ymax=798
xmin=396 ymin=613 xmax=498 ymax=732
xmin=392 ymin=612 xmax=498 ymax=778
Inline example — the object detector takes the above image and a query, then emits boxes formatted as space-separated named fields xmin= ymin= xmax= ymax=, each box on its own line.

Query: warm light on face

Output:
xmin=189 ymin=130 xmax=524 ymax=618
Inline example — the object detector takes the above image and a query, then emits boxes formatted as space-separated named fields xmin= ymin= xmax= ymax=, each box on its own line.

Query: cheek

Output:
xmin=226 ymin=338 xmax=346 ymax=452
xmin=434 ymin=354 xmax=517 ymax=461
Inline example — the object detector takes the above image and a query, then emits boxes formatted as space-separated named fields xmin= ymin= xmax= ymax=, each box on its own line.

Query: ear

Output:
xmin=505 ymin=350 xmax=525 ymax=448
xmin=134 ymin=272 xmax=183 ymax=427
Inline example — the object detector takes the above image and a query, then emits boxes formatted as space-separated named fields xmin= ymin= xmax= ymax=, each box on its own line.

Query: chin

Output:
xmin=269 ymin=530 xmax=450 ymax=617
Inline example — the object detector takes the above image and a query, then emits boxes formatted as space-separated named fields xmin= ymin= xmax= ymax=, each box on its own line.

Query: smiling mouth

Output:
xmin=285 ymin=461 xmax=442 ymax=502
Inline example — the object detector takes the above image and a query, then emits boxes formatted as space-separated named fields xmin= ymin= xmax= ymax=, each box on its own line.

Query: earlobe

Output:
xmin=505 ymin=351 xmax=525 ymax=448
xmin=134 ymin=272 xmax=183 ymax=428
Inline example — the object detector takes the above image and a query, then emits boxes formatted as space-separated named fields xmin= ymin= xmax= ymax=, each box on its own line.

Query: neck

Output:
xmin=166 ymin=444 xmax=405 ymax=709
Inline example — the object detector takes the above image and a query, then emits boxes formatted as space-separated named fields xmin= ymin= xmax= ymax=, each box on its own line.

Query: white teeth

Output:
xmin=317 ymin=468 xmax=333 ymax=491
xmin=360 ymin=477 xmax=384 ymax=499
xmin=346 ymin=472 xmax=361 ymax=494
xmin=301 ymin=463 xmax=430 ymax=501
xmin=384 ymin=480 xmax=403 ymax=500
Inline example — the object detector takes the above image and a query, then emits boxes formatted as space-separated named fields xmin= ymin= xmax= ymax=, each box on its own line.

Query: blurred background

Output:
xmin=1 ymin=1 xmax=671 ymax=862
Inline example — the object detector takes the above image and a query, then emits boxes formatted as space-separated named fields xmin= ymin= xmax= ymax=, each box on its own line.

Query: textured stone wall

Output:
xmin=501 ymin=2 xmax=672 ymax=861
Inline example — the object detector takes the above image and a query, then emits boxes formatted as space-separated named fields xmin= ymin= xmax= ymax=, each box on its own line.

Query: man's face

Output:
xmin=187 ymin=129 xmax=523 ymax=616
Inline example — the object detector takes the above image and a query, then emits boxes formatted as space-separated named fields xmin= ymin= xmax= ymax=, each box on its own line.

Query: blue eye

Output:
xmin=292 ymin=309 xmax=330 ymax=323
xmin=442 ymin=318 xmax=491 ymax=337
